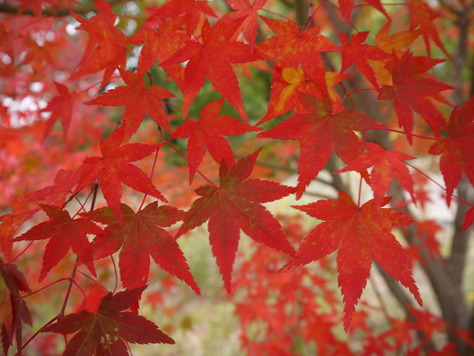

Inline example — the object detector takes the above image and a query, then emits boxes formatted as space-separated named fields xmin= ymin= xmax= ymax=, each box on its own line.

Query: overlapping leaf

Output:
xmin=43 ymin=286 xmax=174 ymax=356
xmin=339 ymin=32 xmax=391 ymax=89
xmin=175 ymin=150 xmax=296 ymax=293
xmin=378 ymin=52 xmax=453 ymax=142
xmin=338 ymin=0 xmax=389 ymax=22
xmin=429 ymin=96 xmax=474 ymax=205
xmin=127 ymin=19 xmax=187 ymax=76
xmin=69 ymin=0 xmax=127 ymax=88
xmin=282 ymin=191 xmax=422 ymax=330
xmin=160 ymin=18 xmax=261 ymax=120
xmin=257 ymin=17 xmax=337 ymax=78
xmin=40 ymin=81 xmax=80 ymax=138
xmin=84 ymin=202 xmax=200 ymax=293
xmin=146 ymin=0 xmax=217 ymax=35
xmin=258 ymin=97 xmax=379 ymax=198
xmin=0 ymin=259 xmax=32 ymax=355
xmin=221 ymin=0 xmax=267 ymax=47
xmin=463 ymin=206 xmax=474 ymax=232
xmin=26 ymin=169 xmax=79 ymax=208
xmin=409 ymin=0 xmax=450 ymax=58
xmin=86 ymin=70 xmax=175 ymax=140
xmin=336 ymin=142 xmax=416 ymax=205
xmin=260 ymin=66 xmax=350 ymax=124
xmin=74 ymin=128 xmax=167 ymax=223
xmin=170 ymin=98 xmax=261 ymax=182
xmin=14 ymin=205 xmax=101 ymax=281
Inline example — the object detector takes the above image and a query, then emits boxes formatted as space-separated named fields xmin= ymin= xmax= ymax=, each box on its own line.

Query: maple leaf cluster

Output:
xmin=0 ymin=0 xmax=473 ymax=354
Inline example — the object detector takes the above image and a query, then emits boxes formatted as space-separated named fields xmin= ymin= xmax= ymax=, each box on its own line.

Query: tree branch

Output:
xmin=451 ymin=8 xmax=471 ymax=104
xmin=447 ymin=175 xmax=474 ymax=287
xmin=375 ymin=263 xmax=434 ymax=352
xmin=0 ymin=0 xmax=125 ymax=17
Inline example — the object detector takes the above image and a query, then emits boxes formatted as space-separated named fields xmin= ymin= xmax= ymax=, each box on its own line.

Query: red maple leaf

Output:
xmin=338 ymin=0 xmax=354 ymax=23
xmin=428 ymin=96 xmax=474 ymax=205
xmin=364 ymin=0 xmax=390 ymax=19
xmin=339 ymin=32 xmax=391 ymax=89
xmin=282 ymin=191 xmax=422 ymax=330
xmin=83 ymin=202 xmax=200 ymax=293
xmin=78 ymin=284 xmax=110 ymax=313
xmin=0 ymin=258 xmax=32 ymax=355
xmin=14 ymin=205 xmax=102 ymax=281
xmin=463 ymin=206 xmax=474 ymax=232
xmin=257 ymin=17 xmax=337 ymax=78
xmin=127 ymin=19 xmax=187 ymax=76
xmin=86 ymin=69 xmax=175 ymax=140
xmin=18 ymin=1 xmax=79 ymax=17
xmin=160 ymin=18 xmax=260 ymax=120
xmin=170 ymin=98 xmax=262 ymax=182
xmin=407 ymin=307 xmax=446 ymax=339
xmin=26 ymin=169 xmax=79 ymax=208
xmin=74 ymin=128 xmax=167 ymax=223
xmin=414 ymin=220 xmax=442 ymax=260
xmin=43 ymin=286 xmax=174 ymax=356
xmin=18 ymin=0 xmax=45 ymax=16
xmin=69 ymin=0 xmax=127 ymax=88
xmin=146 ymin=0 xmax=217 ymax=35
xmin=175 ymin=150 xmax=296 ymax=293
xmin=258 ymin=97 xmax=379 ymax=198
xmin=375 ymin=23 xmax=421 ymax=55
xmin=335 ymin=142 xmax=416 ymax=205
xmin=221 ymin=0 xmax=267 ymax=47
xmin=378 ymin=52 xmax=453 ymax=143
xmin=338 ymin=0 xmax=390 ymax=22
xmin=260 ymin=66 xmax=350 ymax=124
xmin=409 ymin=0 xmax=451 ymax=58
xmin=40 ymin=81 xmax=81 ymax=138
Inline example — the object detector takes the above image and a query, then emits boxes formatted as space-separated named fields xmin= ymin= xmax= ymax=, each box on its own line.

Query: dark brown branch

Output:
xmin=320 ymin=2 xmax=472 ymax=353
xmin=447 ymin=175 xmax=474 ymax=287
xmin=387 ymin=179 xmax=471 ymax=354
xmin=0 ymin=0 xmax=125 ymax=17
xmin=452 ymin=8 xmax=471 ymax=104
xmin=294 ymin=0 xmax=309 ymax=26
xmin=375 ymin=263 xmax=434 ymax=352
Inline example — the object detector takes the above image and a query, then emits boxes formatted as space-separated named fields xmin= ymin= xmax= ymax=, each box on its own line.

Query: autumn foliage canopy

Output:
xmin=1 ymin=0 xmax=474 ymax=355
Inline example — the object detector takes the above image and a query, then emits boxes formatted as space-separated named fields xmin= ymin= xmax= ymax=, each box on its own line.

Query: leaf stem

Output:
xmin=59 ymin=182 xmax=99 ymax=318
xmin=357 ymin=133 xmax=367 ymax=207
xmin=405 ymin=162 xmax=474 ymax=208
xmin=138 ymin=146 xmax=161 ymax=211
xmin=163 ymin=141 xmax=218 ymax=187
xmin=8 ymin=241 xmax=34 ymax=264
xmin=77 ymin=74 xmax=121 ymax=95
xmin=76 ymin=269 xmax=97 ymax=283
xmin=18 ymin=316 xmax=59 ymax=354
xmin=161 ymin=99 xmax=192 ymax=123
xmin=58 ymin=262 xmax=78 ymax=319
xmin=261 ymin=8 xmax=292 ymax=22
xmin=334 ymin=88 xmax=378 ymax=112
xmin=71 ymin=186 xmax=95 ymax=218
xmin=23 ymin=278 xmax=70 ymax=298
xmin=357 ymin=173 xmax=363 ymax=208
xmin=375 ymin=127 xmax=441 ymax=140
xmin=302 ymin=0 xmax=325 ymax=33
xmin=72 ymin=277 xmax=86 ymax=297
xmin=111 ymin=255 xmax=118 ymax=294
